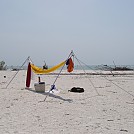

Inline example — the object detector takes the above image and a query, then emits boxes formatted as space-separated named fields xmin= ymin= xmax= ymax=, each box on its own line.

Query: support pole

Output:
xmin=76 ymin=57 xmax=134 ymax=98
xmin=5 ymin=57 xmax=30 ymax=89
xmin=42 ymin=51 xmax=74 ymax=102
xmin=74 ymin=54 xmax=100 ymax=96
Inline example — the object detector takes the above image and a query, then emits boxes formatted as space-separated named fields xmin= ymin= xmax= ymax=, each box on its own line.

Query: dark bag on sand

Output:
xmin=68 ymin=87 xmax=84 ymax=93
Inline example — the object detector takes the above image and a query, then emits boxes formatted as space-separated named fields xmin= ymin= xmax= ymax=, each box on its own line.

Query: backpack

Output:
xmin=68 ymin=87 xmax=84 ymax=93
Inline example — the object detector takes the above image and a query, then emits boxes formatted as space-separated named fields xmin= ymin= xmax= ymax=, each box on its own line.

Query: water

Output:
xmin=7 ymin=65 xmax=134 ymax=71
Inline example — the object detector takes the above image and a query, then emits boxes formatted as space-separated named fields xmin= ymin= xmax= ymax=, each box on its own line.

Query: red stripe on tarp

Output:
xmin=26 ymin=63 xmax=31 ymax=88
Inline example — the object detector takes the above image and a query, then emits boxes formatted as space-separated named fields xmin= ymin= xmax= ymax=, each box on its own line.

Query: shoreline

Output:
xmin=1 ymin=69 xmax=134 ymax=75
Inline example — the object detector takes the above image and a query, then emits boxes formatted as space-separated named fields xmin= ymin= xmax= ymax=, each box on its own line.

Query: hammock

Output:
xmin=30 ymin=61 xmax=66 ymax=74
xmin=26 ymin=58 xmax=74 ymax=88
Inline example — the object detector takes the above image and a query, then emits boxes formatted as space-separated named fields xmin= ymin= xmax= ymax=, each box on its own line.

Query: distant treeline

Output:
xmin=0 ymin=61 xmax=7 ymax=70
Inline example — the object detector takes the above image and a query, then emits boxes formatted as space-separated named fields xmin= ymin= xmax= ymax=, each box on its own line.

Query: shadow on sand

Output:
xmin=25 ymin=88 xmax=73 ymax=103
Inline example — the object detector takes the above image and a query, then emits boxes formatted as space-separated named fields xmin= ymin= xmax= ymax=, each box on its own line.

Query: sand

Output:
xmin=0 ymin=70 xmax=134 ymax=134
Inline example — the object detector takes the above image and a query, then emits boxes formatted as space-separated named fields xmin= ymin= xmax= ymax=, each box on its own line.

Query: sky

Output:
xmin=0 ymin=0 xmax=134 ymax=66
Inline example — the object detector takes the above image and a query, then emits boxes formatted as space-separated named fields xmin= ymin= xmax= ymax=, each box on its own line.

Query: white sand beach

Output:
xmin=0 ymin=70 xmax=134 ymax=134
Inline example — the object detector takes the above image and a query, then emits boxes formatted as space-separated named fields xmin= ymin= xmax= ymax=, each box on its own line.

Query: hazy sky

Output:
xmin=0 ymin=0 xmax=134 ymax=66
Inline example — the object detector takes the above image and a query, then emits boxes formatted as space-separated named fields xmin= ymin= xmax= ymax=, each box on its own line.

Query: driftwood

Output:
xmin=101 ymin=65 xmax=133 ymax=71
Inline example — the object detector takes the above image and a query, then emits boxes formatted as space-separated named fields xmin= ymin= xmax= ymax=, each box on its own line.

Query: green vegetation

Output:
xmin=0 ymin=61 xmax=7 ymax=70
